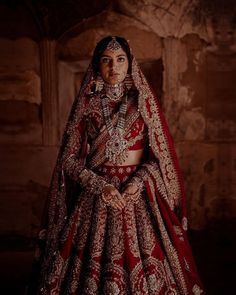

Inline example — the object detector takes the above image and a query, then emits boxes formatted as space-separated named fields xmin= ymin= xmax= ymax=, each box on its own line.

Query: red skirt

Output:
xmin=40 ymin=164 xmax=204 ymax=295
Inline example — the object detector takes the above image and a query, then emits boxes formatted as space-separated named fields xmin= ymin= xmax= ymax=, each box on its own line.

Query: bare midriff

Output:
xmin=104 ymin=148 xmax=144 ymax=166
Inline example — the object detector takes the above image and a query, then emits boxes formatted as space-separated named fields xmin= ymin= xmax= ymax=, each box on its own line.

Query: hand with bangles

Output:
xmin=122 ymin=184 xmax=139 ymax=204
xmin=101 ymin=177 xmax=143 ymax=209
xmin=101 ymin=184 xmax=126 ymax=210
xmin=122 ymin=177 xmax=144 ymax=204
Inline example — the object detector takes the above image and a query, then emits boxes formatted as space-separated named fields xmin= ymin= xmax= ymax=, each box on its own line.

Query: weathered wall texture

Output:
xmin=162 ymin=21 xmax=236 ymax=229
xmin=0 ymin=0 xmax=235 ymax=241
xmin=0 ymin=38 xmax=42 ymax=145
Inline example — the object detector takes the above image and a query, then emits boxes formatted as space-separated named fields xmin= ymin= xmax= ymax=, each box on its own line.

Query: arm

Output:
xmin=61 ymin=116 xmax=126 ymax=209
xmin=121 ymin=148 xmax=162 ymax=202
xmin=122 ymin=147 xmax=176 ymax=211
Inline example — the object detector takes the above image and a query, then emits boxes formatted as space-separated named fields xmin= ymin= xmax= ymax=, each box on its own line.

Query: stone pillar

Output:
xmin=163 ymin=38 xmax=182 ymax=101
xmin=162 ymin=38 xmax=188 ymax=138
xmin=40 ymin=39 xmax=59 ymax=145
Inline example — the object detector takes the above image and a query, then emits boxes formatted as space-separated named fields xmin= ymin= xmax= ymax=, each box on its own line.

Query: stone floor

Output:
xmin=0 ymin=220 xmax=235 ymax=295
xmin=189 ymin=220 xmax=236 ymax=294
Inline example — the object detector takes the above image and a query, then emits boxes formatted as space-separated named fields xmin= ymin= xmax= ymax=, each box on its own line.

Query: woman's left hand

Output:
xmin=122 ymin=183 xmax=140 ymax=203
xmin=122 ymin=183 xmax=139 ymax=196
xmin=102 ymin=184 xmax=126 ymax=210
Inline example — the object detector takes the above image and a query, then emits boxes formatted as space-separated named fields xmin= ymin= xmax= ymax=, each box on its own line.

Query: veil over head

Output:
xmin=59 ymin=35 xmax=187 ymax=216
xmin=35 ymin=35 xmax=191 ymax=294
xmin=42 ymin=35 xmax=188 ymax=250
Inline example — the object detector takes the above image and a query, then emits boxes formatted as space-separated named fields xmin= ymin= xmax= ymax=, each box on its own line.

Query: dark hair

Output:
xmin=91 ymin=36 xmax=132 ymax=75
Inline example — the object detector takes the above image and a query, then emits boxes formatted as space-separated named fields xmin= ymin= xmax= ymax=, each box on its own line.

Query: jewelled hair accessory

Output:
xmin=107 ymin=37 xmax=121 ymax=52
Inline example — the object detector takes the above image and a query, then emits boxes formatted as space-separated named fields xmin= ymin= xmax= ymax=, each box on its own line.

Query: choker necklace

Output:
xmin=104 ymin=83 xmax=124 ymax=101
xmin=102 ymin=94 xmax=128 ymax=164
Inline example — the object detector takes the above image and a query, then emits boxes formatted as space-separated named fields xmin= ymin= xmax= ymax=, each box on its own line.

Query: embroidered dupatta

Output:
xmin=30 ymin=51 xmax=204 ymax=295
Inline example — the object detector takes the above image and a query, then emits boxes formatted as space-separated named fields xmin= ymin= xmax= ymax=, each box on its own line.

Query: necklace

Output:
xmin=104 ymin=83 xmax=124 ymax=101
xmin=102 ymin=94 xmax=128 ymax=164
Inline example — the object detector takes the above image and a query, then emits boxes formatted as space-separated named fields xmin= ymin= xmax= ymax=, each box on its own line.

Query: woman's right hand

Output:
xmin=101 ymin=184 xmax=126 ymax=210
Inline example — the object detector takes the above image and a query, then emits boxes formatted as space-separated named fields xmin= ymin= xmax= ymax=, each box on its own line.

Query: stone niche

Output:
xmin=57 ymin=11 xmax=163 ymax=136
xmin=0 ymin=38 xmax=42 ymax=145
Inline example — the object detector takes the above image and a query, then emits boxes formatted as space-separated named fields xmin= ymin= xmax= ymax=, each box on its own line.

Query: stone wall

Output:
xmin=162 ymin=27 xmax=236 ymax=229
xmin=0 ymin=0 xmax=235 ymax=242
xmin=0 ymin=1 xmax=235 ymax=294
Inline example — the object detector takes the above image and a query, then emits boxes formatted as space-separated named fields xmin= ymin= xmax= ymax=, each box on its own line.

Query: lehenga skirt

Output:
xmin=41 ymin=164 xmax=204 ymax=295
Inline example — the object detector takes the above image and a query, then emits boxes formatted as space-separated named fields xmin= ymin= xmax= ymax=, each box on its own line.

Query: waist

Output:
xmin=104 ymin=149 xmax=144 ymax=166
xmin=96 ymin=164 xmax=139 ymax=187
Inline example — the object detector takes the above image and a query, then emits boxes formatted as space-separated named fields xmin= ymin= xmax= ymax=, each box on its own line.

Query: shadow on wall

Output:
xmin=190 ymin=219 xmax=236 ymax=295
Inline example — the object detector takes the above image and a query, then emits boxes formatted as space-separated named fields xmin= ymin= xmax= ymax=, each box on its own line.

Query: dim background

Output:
xmin=0 ymin=0 xmax=235 ymax=294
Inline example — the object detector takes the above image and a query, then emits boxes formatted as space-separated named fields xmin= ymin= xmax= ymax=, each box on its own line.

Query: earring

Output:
xmin=95 ymin=74 xmax=104 ymax=92
xmin=124 ymin=74 xmax=133 ymax=90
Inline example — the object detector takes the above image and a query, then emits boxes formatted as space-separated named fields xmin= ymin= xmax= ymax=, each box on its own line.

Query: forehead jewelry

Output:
xmin=107 ymin=37 xmax=121 ymax=52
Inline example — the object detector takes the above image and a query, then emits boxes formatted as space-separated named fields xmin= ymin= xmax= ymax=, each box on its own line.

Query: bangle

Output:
xmin=125 ymin=183 xmax=139 ymax=195
xmin=129 ymin=176 xmax=144 ymax=192
xmin=79 ymin=168 xmax=108 ymax=195
xmin=101 ymin=184 xmax=114 ymax=205
xmin=101 ymin=192 xmax=112 ymax=205
xmin=78 ymin=168 xmax=91 ymax=187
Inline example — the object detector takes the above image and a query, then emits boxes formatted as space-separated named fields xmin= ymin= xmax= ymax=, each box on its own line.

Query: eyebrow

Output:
xmin=101 ymin=54 xmax=126 ymax=58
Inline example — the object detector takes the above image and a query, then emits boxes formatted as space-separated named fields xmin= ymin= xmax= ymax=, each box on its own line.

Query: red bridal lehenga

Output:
xmin=30 ymin=53 xmax=204 ymax=295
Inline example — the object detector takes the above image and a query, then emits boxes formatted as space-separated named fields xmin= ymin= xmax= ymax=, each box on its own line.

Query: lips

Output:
xmin=109 ymin=72 xmax=119 ymax=77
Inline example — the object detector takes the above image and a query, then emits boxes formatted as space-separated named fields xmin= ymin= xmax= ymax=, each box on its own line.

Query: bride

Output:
xmin=29 ymin=36 xmax=204 ymax=295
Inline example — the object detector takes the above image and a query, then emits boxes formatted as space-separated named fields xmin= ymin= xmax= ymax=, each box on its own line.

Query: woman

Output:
xmin=32 ymin=36 xmax=204 ymax=294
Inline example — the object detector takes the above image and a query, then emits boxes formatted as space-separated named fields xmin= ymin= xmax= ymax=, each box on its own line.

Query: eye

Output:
xmin=100 ymin=57 xmax=111 ymax=64
xmin=117 ymin=56 xmax=126 ymax=62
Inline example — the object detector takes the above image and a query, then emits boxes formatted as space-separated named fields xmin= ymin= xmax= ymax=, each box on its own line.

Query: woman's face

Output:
xmin=99 ymin=47 xmax=129 ymax=85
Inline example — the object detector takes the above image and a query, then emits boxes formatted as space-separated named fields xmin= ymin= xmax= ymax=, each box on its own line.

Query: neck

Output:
xmin=104 ymin=82 xmax=124 ymax=101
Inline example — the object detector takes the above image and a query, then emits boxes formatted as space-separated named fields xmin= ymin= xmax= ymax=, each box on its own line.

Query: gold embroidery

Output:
xmin=88 ymin=99 xmax=140 ymax=169
xmin=103 ymin=262 xmax=128 ymax=294
xmin=125 ymin=119 xmax=146 ymax=149
xmin=192 ymin=284 xmax=204 ymax=295
xmin=46 ymin=253 xmax=69 ymax=294
xmin=83 ymin=277 xmax=98 ymax=294
xmin=89 ymin=199 xmax=108 ymax=258
xmin=105 ymin=210 xmax=124 ymax=261
xmin=130 ymin=257 xmax=177 ymax=294
xmin=173 ymin=225 xmax=185 ymax=241
xmin=104 ymin=281 xmax=120 ymax=295
xmin=182 ymin=216 xmax=188 ymax=231
xmin=124 ymin=205 xmax=141 ymax=258
xmin=147 ymin=180 xmax=188 ymax=294
xmin=132 ymin=58 xmax=181 ymax=207
xmin=142 ymin=161 xmax=175 ymax=210
xmin=69 ymin=257 xmax=82 ymax=293
xmin=134 ymin=198 xmax=156 ymax=255
xmin=39 ymin=55 xmax=200 ymax=295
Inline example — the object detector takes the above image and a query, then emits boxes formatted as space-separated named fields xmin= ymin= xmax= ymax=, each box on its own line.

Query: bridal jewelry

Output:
xmin=102 ymin=94 xmax=128 ymax=164
xmin=95 ymin=74 xmax=104 ymax=92
xmin=107 ymin=37 xmax=121 ymax=52
xmin=104 ymin=83 xmax=124 ymax=101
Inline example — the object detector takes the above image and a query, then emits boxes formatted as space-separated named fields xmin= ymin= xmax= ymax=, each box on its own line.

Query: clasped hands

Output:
xmin=101 ymin=182 xmax=140 ymax=210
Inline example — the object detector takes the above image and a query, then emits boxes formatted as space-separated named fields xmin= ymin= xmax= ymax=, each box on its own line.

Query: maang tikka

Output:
xmin=107 ymin=37 xmax=121 ymax=52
